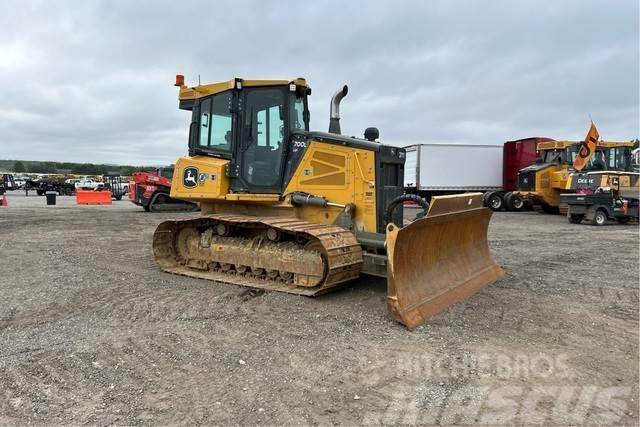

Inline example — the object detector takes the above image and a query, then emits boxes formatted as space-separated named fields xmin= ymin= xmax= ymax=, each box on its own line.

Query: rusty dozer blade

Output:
xmin=385 ymin=193 xmax=504 ymax=330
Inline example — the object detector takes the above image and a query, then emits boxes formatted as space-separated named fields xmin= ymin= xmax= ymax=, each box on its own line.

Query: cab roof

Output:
xmin=177 ymin=77 xmax=309 ymax=101
xmin=537 ymin=140 xmax=634 ymax=150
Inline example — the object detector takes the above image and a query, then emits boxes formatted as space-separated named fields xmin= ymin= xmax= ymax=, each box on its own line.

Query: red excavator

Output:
xmin=128 ymin=167 xmax=198 ymax=212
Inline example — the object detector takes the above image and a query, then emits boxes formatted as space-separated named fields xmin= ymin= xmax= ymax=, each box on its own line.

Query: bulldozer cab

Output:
xmin=566 ymin=143 xmax=633 ymax=172
xmin=183 ymin=80 xmax=310 ymax=195
xmin=536 ymin=143 xmax=575 ymax=166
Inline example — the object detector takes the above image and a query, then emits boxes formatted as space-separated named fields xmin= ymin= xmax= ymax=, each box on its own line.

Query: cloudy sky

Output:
xmin=1 ymin=0 xmax=638 ymax=165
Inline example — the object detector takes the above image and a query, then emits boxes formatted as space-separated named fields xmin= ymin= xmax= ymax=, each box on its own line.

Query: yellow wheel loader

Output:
xmin=152 ymin=76 xmax=504 ymax=330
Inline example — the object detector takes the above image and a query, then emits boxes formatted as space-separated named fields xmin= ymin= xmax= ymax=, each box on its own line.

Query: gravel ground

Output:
xmin=0 ymin=192 xmax=638 ymax=425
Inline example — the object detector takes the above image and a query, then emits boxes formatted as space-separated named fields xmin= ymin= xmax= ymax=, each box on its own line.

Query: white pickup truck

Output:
xmin=74 ymin=177 xmax=101 ymax=190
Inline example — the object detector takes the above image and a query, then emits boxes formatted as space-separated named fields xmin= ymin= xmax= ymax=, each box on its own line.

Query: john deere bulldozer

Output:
xmin=152 ymin=76 xmax=504 ymax=330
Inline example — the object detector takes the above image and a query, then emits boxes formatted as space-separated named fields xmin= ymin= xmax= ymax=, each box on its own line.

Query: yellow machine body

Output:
xmin=153 ymin=76 xmax=504 ymax=330
xmin=513 ymin=140 xmax=577 ymax=212
xmin=564 ymin=141 xmax=636 ymax=190
xmin=170 ymin=142 xmax=378 ymax=233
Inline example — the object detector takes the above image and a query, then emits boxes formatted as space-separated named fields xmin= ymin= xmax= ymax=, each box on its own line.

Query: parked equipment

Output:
xmin=129 ymin=168 xmax=198 ymax=212
xmin=0 ymin=174 xmax=16 ymax=195
xmin=150 ymin=76 xmax=504 ymax=330
xmin=74 ymin=177 xmax=101 ymax=191
xmin=513 ymin=140 xmax=580 ymax=213
xmin=515 ymin=140 xmax=634 ymax=214
xmin=404 ymin=138 xmax=546 ymax=211
xmin=102 ymin=174 xmax=126 ymax=200
xmin=632 ymin=147 xmax=640 ymax=172
xmin=560 ymin=174 xmax=639 ymax=225
xmin=560 ymin=138 xmax=639 ymax=225
xmin=26 ymin=178 xmax=75 ymax=196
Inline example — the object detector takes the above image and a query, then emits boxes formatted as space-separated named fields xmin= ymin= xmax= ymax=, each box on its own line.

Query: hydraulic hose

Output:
xmin=384 ymin=194 xmax=429 ymax=228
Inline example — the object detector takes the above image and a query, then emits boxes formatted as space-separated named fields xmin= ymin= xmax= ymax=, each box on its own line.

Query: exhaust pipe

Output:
xmin=329 ymin=85 xmax=348 ymax=134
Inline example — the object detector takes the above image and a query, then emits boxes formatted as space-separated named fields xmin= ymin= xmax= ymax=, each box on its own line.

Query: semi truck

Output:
xmin=404 ymin=137 xmax=550 ymax=211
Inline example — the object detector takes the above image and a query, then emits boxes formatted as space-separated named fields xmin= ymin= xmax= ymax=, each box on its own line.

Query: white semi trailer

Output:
xmin=403 ymin=140 xmax=542 ymax=211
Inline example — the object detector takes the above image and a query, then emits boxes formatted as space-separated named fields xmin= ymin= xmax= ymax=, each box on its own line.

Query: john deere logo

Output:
xmin=183 ymin=167 xmax=198 ymax=188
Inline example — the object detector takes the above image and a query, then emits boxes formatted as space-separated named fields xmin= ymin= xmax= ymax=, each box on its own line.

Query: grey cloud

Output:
xmin=0 ymin=0 xmax=637 ymax=164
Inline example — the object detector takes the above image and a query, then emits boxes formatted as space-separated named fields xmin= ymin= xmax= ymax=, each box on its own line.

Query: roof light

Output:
xmin=174 ymin=74 xmax=185 ymax=87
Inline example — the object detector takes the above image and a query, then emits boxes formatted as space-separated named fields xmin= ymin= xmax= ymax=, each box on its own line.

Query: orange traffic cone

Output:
xmin=1 ymin=193 xmax=7 ymax=207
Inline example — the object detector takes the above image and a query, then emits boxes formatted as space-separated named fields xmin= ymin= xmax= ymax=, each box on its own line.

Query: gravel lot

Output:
xmin=0 ymin=192 xmax=638 ymax=425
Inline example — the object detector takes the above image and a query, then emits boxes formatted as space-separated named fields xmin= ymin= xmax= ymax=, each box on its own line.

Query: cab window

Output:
xmin=199 ymin=98 xmax=211 ymax=147
xmin=566 ymin=146 xmax=578 ymax=164
xmin=583 ymin=150 xmax=607 ymax=171
xmin=606 ymin=147 xmax=630 ymax=170
xmin=198 ymin=92 xmax=233 ymax=152
xmin=241 ymin=88 xmax=285 ymax=188
xmin=541 ymin=150 xmax=561 ymax=164
xmin=291 ymin=96 xmax=306 ymax=131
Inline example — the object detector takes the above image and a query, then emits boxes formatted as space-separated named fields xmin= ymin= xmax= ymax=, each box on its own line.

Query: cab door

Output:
xmin=235 ymin=87 xmax=287 ymax=193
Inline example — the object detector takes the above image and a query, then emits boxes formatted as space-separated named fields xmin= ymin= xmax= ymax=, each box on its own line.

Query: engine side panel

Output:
xmin=284 ymin=141 xmax=378 ymax=234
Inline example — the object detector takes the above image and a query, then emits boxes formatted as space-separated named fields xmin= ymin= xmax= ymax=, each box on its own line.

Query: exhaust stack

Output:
xmin=329 ymin=85 xmax=348 ymax=134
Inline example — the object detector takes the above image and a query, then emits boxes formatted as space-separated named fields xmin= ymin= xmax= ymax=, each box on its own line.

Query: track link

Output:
xmin=152 ymin=215 xmax=364 ymax=296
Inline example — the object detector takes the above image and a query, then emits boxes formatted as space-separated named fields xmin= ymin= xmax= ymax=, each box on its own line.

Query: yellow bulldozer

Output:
xmin=152 ymin=76 xmax=504 ymax=330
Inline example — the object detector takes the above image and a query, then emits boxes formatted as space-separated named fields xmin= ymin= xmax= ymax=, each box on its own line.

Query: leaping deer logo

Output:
xmin=183 ymin=167 xmax=198 ymax=188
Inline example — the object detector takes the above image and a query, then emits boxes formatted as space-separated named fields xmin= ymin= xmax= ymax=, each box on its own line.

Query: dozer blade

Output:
xmin=385 ymin=193 xmax=504 ymax=330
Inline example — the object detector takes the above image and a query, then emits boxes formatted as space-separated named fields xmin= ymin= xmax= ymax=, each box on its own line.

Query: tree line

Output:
xmin=1 ymin=160 xmax=154 ymax=176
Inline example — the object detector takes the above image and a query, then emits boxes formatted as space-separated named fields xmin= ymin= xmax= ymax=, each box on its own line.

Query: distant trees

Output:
xmin=13 ymin=161 xmax=25 ymax=173
xmin=0 ymin=159 xmax=150 ymax=176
